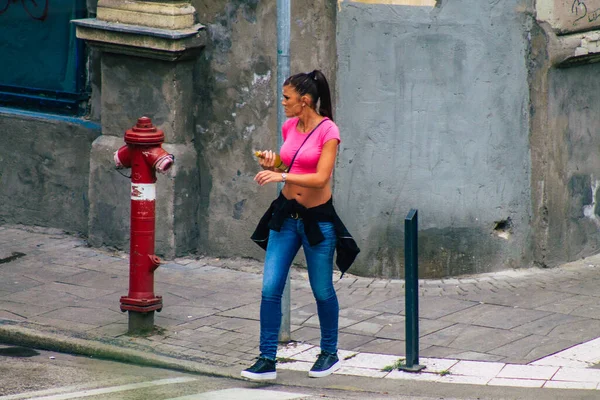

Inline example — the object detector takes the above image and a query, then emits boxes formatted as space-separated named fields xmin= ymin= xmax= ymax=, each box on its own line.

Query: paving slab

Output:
xmin=27 ymin=316 xmax=100 ymax=332
xmin=545 ymin=318 xmax=600 ymax=342
xmin=0 ymin=310 xmax=25 ymax=322
xmin=417 ymin=296 xmax=479 ymax=319
xmin=376 ymin=318 xmax=455 ymax=340
xmin=353 ymin=338 xmax=409 ymax=356
xmin=489 ymin=334 xmax=578 ymax=363
xmin=449 ymin=360 xmax=505 ymax=377
xmin=6 ymin=225 xmax=600 ymax=391
xmin=37 ymin=306 xmax=123 ymax=326
xmin=512 ymin=313 xmax=586 ymax=336
xmin=3 ymin=286 xmax=83 ymax=308
xmin=560 ymin=280 xmax=600 ymax=297
xmin=420 ymin=324 xmax=527 ymax=353
xmin=442 ymin=351 xmax=506 ymax=362
xmin=535 ymin=294 xmax=597 ymax=314
xmin=0 ymin=301 xmax=57 ymax=318
xmin=337 ymin=332 xmax=376 ymax=350
xmin=158 ymin=304 xmax=220 ymax=322
xmin=497 ymin=364 xmax=559 ymax=380
xmin=0 ymin=274 xmax=44 ymax=293
xmin=363 ymin=297 xmax=405 ymax=314
xmin=439 ymin=303 xmax=552 ymax=329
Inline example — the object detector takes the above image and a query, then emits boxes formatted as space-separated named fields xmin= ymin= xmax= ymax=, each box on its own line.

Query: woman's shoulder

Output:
xmin=319 ymin=118 xmax=339 ymax=133
xmin=317 ymin=118 xmax=340 ymax=143
xmin=318 ymin=117 xmax=338 ymax=130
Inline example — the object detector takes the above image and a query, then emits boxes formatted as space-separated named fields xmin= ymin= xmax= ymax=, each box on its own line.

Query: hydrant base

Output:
xmin=120 ymin=295 xmax=162 ymax=313
xmin=128 ymin=311 xmax=155 ymax=335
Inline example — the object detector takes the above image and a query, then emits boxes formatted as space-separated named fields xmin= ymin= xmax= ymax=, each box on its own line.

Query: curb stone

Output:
xmin=0 ymin=323 xmax=237 ymax=379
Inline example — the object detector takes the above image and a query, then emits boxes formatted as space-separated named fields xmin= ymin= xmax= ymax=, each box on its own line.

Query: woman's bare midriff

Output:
xmin=282 ymin=182 xmax=332 ymax=208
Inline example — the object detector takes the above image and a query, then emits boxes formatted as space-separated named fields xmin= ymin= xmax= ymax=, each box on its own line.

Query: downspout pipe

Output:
xmin=277 ymin=0 xmax=291 ymax=343
xmin=277 ymin=0 xmax=290 ymax=154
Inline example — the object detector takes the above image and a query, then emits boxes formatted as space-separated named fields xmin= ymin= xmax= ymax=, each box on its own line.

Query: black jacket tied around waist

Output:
xmin=251 ymin=193 xmax=360 ymax=276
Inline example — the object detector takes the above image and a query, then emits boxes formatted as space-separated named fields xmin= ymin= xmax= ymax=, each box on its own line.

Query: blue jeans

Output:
xmin=259 ymin=217 xmax=338 ymax=360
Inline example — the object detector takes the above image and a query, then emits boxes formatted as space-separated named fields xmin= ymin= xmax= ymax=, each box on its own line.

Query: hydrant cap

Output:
xmin=125 ymin=117 xmax=165 ymax=145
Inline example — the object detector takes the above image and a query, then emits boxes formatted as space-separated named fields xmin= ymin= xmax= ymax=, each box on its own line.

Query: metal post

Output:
xmin=277 ymin=0 xmax=291 ymax=343
xmin=399 ymin=209 xmax=425 ymax=372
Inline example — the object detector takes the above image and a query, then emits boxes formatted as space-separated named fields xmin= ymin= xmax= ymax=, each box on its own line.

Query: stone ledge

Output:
xmin=97 ymin=0 xmax=196 ymax=30
xmin=546 ymin=25 xmax=600 ymax=67
xmin=73 ymin=18 xmax=203 ymax=40
xmin=72 ymin=19 xmax=206 ymax=61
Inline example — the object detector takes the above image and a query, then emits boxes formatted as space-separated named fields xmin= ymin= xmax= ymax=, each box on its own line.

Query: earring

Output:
xmin=302 ymin=103 xmax=306 ymax=107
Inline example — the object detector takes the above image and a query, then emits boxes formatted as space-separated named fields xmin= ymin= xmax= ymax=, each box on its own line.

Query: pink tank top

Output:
xmin=280 ymin=117 xmax=341 ymax=174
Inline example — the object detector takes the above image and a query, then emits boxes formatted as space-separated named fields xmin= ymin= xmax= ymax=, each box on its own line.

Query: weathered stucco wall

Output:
xmin=0 ymin=111 xmax=101 ymax=233
xmin=8 ymin=0 xmax=600 ymax=279
xmin=335 ymin=0 xmax=534 ymax=278
xmin=192 ymin=0 xmax=337 ymax=258
xmin=530 ymin=15 xmax=600 ymax=267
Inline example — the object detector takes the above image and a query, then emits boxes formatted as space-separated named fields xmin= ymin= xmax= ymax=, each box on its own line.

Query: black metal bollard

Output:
xmin=399 ymin=209 xmax=425 ymax=372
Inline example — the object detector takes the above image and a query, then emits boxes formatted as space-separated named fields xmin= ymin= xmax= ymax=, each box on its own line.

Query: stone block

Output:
xmin=75 ymin=20 xmax=206 ymax=62
xmin=87 ymin=135 xmax=131 ymax=251
xmin=100 ymin=53 xmax=195 ymax=143
xmin=96 ymin=0 xmax=196 ymax=30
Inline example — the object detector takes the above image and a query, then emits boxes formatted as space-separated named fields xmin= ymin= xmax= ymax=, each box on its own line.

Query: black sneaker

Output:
xmin=241 ymin=357 xmax=277 ymax=381
xmin=309 ymin=351 xmax=341 ymax=378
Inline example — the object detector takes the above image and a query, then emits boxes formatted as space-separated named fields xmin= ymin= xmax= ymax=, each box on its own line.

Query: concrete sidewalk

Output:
xmin=3 ymin=224 xmax=600 ymax=391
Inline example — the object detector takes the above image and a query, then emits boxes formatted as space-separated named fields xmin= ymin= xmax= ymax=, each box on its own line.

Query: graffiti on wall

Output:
xmin=537 ymin=0 xmax=600 ymax=34
xmin=572 ymin=0 xmax=600 ymax=25
xmin=0 ymin=0 xmax=48 ymax=21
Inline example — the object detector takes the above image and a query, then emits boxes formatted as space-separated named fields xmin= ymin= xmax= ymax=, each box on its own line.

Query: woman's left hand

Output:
xmin=254 ymin=170 xmax=284 ymax=186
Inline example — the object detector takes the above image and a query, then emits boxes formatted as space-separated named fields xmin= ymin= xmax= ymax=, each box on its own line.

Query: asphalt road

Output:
xmin=1 ymin=344 xmax=599 ymax=400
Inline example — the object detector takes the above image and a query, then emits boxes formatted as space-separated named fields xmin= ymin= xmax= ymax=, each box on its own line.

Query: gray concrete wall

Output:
xmin=192 ymin=0 xmax=337 ymax=258
xmin=334 ymin=1 xmax=534 ymax=278
xmin=0 ymin=110 xmax=101 ymax=233
xmin=10 ymin=0 xmax=600 ymax=279
xmin=529 ymin=19 xmax=600 ymax=267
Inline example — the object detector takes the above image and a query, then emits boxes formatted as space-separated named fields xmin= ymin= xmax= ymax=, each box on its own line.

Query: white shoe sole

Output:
xmin=241 ymin=370 xmax=277 ymax=381
xmin=308 ymin=360 xmax=341 ymax=378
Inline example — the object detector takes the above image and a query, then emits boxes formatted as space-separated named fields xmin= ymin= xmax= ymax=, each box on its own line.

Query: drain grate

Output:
xmin=0 ymin=252 xmax=25 ymax=264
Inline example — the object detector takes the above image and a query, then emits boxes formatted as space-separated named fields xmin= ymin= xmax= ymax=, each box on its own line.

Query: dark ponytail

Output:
xmin=284 ymin=69 xmax=334 ymax=121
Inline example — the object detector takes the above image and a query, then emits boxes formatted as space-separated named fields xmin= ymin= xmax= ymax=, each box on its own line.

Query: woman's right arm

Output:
xmin=257 ymin=119 xmax=291 ymax=171
xmin=257 ymin=150 xmax=276 ymax=171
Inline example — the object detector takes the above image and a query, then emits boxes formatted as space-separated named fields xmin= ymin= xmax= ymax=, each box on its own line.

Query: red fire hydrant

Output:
xmin=114 ymin=116 xmax=174 ymax=333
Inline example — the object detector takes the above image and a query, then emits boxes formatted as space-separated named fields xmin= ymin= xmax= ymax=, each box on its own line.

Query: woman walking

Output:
xmin=242 ymin=70 xmax=359 ymax=381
